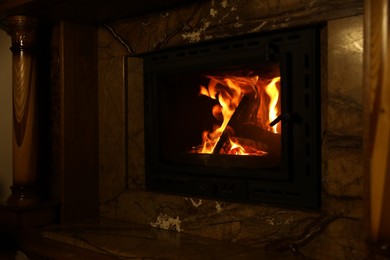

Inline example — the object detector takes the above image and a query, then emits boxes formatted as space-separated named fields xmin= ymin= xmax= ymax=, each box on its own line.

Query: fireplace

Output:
xmin=143 ymin=26 xmax=321 ymax=208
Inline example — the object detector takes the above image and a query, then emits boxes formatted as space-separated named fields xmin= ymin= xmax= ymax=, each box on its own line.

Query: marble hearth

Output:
xmin=77 ymin=0 xmax=366 ymax=258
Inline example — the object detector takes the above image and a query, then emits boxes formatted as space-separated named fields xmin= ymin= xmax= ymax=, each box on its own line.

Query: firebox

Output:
xmin=143 ymin=26 xmax=321 ymax=208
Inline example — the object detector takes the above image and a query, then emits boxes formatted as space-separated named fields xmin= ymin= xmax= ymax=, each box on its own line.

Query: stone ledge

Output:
xmin=40 ymin=217 xmax=301 ymax=259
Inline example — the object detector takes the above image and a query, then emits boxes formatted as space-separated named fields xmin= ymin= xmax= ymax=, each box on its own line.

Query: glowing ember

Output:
xmin=192 ymin=73 xmax=281 ymax=156
xmin=227 ymin=137 xmax=268 ymax=156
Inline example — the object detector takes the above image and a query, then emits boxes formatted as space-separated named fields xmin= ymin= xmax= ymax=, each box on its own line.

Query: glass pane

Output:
xmin=157 ymin=62 xmax=281 ymax=168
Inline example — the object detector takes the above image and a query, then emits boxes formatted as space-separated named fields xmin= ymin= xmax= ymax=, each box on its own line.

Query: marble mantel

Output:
xmin=3 ymin=0 xmax=385 ymax=259
xmin=95 ymin=0 xmax=367 ymax=258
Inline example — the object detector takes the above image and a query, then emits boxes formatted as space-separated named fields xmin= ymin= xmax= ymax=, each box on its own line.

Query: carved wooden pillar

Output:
xmin=6 ymin=15 xmax=39 ymax=206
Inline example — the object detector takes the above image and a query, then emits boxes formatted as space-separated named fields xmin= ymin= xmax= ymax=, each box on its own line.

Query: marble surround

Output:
xmin=96 ymin=0 xmax=366 ymax=258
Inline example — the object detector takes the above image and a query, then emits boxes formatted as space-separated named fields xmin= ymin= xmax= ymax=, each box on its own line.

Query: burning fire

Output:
xmin=193 ymin=73 xmax=281 ymax=155
xmin=264 ymin=77 xmax=280 ymax=133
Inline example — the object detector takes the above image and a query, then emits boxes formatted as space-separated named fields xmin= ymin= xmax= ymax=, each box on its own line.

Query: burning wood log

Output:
xmin=236 ymin=123 xmax=281 ymax=154
xmin=212 ymin=93 xmax=281 ymax=155
xmin=212 ymin=94 xmax=252 ymax=154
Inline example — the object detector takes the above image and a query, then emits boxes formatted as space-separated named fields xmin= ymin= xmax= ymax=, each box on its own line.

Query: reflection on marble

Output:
xmin=327 ymin=16 xmax=363 ymax=138
xmin=322 ymin=16 xmax=364 ymax=218
xmin=96 ymin=0 xmax=367 ymax=258
xmin=42 ymin=218 xmax=302 ymax=259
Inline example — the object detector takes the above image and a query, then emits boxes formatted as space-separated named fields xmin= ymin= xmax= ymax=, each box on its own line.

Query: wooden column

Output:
xmin=6 ymin=15 xmax=39 ymax=206
xmin=365 ymin=0 xmax=390 ymax=243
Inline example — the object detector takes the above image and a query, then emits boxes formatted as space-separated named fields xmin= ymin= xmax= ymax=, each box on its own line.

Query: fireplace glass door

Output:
xmin=143 ymin=26 xmax=321 ymax=208
xmin=158 ymin=63 xmax=281 ymax=167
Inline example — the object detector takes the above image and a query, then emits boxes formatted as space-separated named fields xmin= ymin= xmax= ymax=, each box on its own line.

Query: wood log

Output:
xmin=213 ymin=94 xmax=254 ymax=154
xmin=212 ymin=93 xmax=281 ymax=156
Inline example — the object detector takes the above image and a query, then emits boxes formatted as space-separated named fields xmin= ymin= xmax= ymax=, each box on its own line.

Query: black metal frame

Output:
xmin=143 ymin=26 xmax=321 ymax=208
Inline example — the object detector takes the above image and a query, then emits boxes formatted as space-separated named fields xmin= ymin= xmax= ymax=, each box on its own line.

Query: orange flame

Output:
xmin=227 ymin=138 xmax=268 ymax=156
xmin=264 ymin=76 xmax=281 ymax=133
xmin=229 ymin=138 xmax=247 ymax=155
xmin=195 ymin=73 xmax=281 ymax=155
